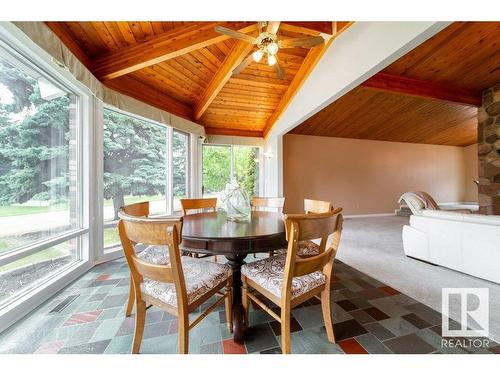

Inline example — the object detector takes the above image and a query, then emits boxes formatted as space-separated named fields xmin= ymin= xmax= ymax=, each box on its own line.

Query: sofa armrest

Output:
xmin=402 ymin=225 xmax=429 ymax=260
xmin=441 ymin=208 xmax=472 ymax=214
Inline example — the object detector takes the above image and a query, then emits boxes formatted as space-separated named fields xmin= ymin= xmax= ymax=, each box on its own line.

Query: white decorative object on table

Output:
xmin=221 ymin=180 xmax=251 ymax=222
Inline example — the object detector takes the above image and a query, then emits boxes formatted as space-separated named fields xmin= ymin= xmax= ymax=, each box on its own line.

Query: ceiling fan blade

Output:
xmin=274 ymin=59 xmax=285 ymax=80
xmin=233 ymin=53 xmax=255 ymax=75
xmin=279 ymin=36 xmax=325 ymax=49
xmin=214 ymin=26 xmax=257 ymax=44
xmin=258 ymin=21 xmax=266 ymax=34
xmin=267 ymin=21 xmax=281 ymax=34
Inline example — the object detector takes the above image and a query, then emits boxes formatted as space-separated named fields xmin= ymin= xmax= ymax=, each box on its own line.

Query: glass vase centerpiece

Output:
xmin=221 ymin=180 xmax=251 ymax=222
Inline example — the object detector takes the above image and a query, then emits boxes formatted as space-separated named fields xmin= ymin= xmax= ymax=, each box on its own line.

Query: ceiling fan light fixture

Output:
xmin=252 ymin=49 xmax=264 ymax=62
xmin=267 ymin=54 xmax=277 ymax=66
xmin=267 ymin=42 xmax=279 ymax=55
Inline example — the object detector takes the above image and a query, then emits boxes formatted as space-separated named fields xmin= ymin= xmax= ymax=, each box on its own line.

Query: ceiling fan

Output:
xmin=214 ymin=21 xmax=325 ymax=80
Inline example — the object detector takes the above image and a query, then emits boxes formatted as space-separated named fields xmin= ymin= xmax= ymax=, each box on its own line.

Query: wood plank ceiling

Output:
xmin=290 ymin=22 xmax=500 ymax=146
xmin=46 ymin=21 xmax=353 ymax=137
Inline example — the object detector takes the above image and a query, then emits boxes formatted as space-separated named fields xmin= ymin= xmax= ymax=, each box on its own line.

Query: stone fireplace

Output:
xmin=478 ymin=83 xmax=500 ymax=215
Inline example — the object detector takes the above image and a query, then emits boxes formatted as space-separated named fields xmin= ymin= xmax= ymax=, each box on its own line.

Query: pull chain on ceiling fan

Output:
xmin=214 ymin=21 xmax=326 ymax=80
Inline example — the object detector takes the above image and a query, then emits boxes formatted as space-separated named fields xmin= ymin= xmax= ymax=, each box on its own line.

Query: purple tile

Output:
xmin=336 ymin=299 xmax=359 ymax=312
xmin=333 ymin=319 xmax=368 ymax=341
xmin=363 ymin=307 xmax=390 ymax=321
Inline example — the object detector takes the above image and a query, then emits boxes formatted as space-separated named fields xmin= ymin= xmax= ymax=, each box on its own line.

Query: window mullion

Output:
xmin=166 ymin=126 xmax=174 ymax=215
xmin=0 ymin=228 xmax=88 ymax=268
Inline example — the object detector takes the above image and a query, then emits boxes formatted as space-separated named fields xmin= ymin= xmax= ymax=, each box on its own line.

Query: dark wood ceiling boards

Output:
xmin=290 ymin=87 xmax=478 ymax=146
xmin=290 ymin=22 xmax=500 ymax=146
xmin=46 ymin=21 xmax=353 ymax=134
xmin=383 ymin=22 xmax=500 ymax=93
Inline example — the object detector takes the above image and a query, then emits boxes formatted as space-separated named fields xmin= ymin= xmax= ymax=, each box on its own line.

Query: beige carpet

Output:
xmin=337 ymin=215 xmax=500 ymax=342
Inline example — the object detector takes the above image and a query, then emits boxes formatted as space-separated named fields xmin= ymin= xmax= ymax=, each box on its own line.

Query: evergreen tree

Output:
xmin=103 ymin=110 xmax=167 ymax=219
xmin=0 ymin=59 xmax=70 ymax=205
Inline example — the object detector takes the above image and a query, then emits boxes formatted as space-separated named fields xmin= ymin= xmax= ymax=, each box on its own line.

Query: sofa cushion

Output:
xmin=399 ymin=193 xmax=426 ymax=215
xmin=421 ymin=210 xmax=500 ymax=226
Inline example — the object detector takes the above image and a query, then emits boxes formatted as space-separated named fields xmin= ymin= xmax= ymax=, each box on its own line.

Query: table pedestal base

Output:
xmin=226 ymin=254 xmax=246 ymax=344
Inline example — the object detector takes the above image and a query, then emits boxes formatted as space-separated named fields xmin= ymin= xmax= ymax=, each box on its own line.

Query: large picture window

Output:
xmin=102 ymin=109 xmax=191 ymax=253
xmin=0 ymin=42 xmax=84 ymax=308
xmin=202 ymin=144 xmax=260 ymax=202
xmin=102 ymin=108 xmax=168 ymax=251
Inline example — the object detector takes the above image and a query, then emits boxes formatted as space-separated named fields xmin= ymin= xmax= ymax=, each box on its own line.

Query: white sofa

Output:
xmin=402 ymin=210 xmax=500 ymax=284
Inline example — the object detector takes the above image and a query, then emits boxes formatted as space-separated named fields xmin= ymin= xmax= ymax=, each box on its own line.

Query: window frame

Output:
xmin=171 ymin=128 xmax=191 ymax=213
xmin=0 ymin=26 xmax=93 ymax=332
xmin=200 ymin=143 xmax=264 ymax=198
xmin=99 ymin=105 xmax=194 ymax=260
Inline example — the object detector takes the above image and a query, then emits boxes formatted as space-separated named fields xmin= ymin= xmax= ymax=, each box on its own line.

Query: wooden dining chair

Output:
xmin=251 ymin=197 xmax=285 ymax=213
xmin=180 ymin=197 xmax=217 ymax=215
xmin=118 ymin=210 xmax=233 ymax=354
xmin=180 ymin=198 xmax=218 ymax=261
xmin=241 ymin=209 xmax=343 ymax=354
xmin=120 ymin=201 xmax=157 ymax=317
xmin=304 ymin=198 xmax=333 ymax=214
xmin=250 ymin=197 xmax=285 ymax=257
xmin=272 ymin=198 xmax=334 ymax=258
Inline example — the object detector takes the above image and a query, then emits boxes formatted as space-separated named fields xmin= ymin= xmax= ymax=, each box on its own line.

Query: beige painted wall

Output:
xmin=463 ymin=143 xmax=479 ymax=203
xmin=283 ymin=134 xmax=477 ymax=215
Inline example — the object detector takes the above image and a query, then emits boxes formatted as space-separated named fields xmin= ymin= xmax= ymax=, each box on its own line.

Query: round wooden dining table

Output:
xmin=181 ymin=210 xmax=287 ymax=343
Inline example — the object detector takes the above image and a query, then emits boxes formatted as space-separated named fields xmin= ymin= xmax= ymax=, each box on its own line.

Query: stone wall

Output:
xmin=478 ymin=83 xmax=500 ymax=215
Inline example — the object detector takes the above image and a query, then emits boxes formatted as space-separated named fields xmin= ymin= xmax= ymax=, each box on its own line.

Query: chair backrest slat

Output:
xmin=282 ymin=210 xmax=343 ymax=290
xmin=132 ymin=254 xmax=174 ymax=283
xmin=251 ymin=197 xmax=285 ymax=213
xmin=180 ymin=198 xmax=217 ymax=215
xmin=284 ymin=208 xmax=342 ymax=242
xmin=122 ymin=201 xmax=150 ymax=217
xmin=293 ymin=251 xmax=332 ymax=277
xmin=120 ymin=214 xmax=183 ymax=245
xmin=304 ymin=199 xmax=332 ymax=214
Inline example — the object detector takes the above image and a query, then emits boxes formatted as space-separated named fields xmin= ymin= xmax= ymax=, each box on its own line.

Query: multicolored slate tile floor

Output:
xmin=0 ymin=257 xmax=498 ymax=354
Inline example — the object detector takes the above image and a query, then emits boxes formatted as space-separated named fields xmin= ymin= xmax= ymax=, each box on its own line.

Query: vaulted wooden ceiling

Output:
xmin=46 ymin=21 xmax=353 ymax=137
xmin=291 ymin=22 xmax=500 ymax=146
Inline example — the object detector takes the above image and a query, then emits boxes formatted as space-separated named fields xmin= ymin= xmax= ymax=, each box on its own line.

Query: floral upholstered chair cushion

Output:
xmin=140 ymin=256 xmax=231 ymax=307
xmin=275 ymin=240 xmax=320 ymax=257
xmin=241 ymin=255 xmax=325 ymax=299
xmin=137 ymin=245 xmax=170 ymax=265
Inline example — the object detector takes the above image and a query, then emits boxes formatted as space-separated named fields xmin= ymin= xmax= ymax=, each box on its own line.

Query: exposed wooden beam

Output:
xmin=263 ymin=44 xmax=331 ymax=137
xmin=104 ymin=76 xmax=193 ymax=120
xmin=204 ymin=126 xmax=263 ymax=138
xmin=263 ymin=22 xmax=354 ymax=137
xmin=280 ymin=21 xmax=352 ymax=36
xmin=92 ymin=22 xmax=256 ymax=81
xmin=194 ymin=41 xmax=254 ymax=121
xmin=361 ymin=72 xmax=481 ymax=107
xmin=46 ymin=22 xmax=92 ymax=69
xmin=280 ymin=22 xmax=334 ymax=36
